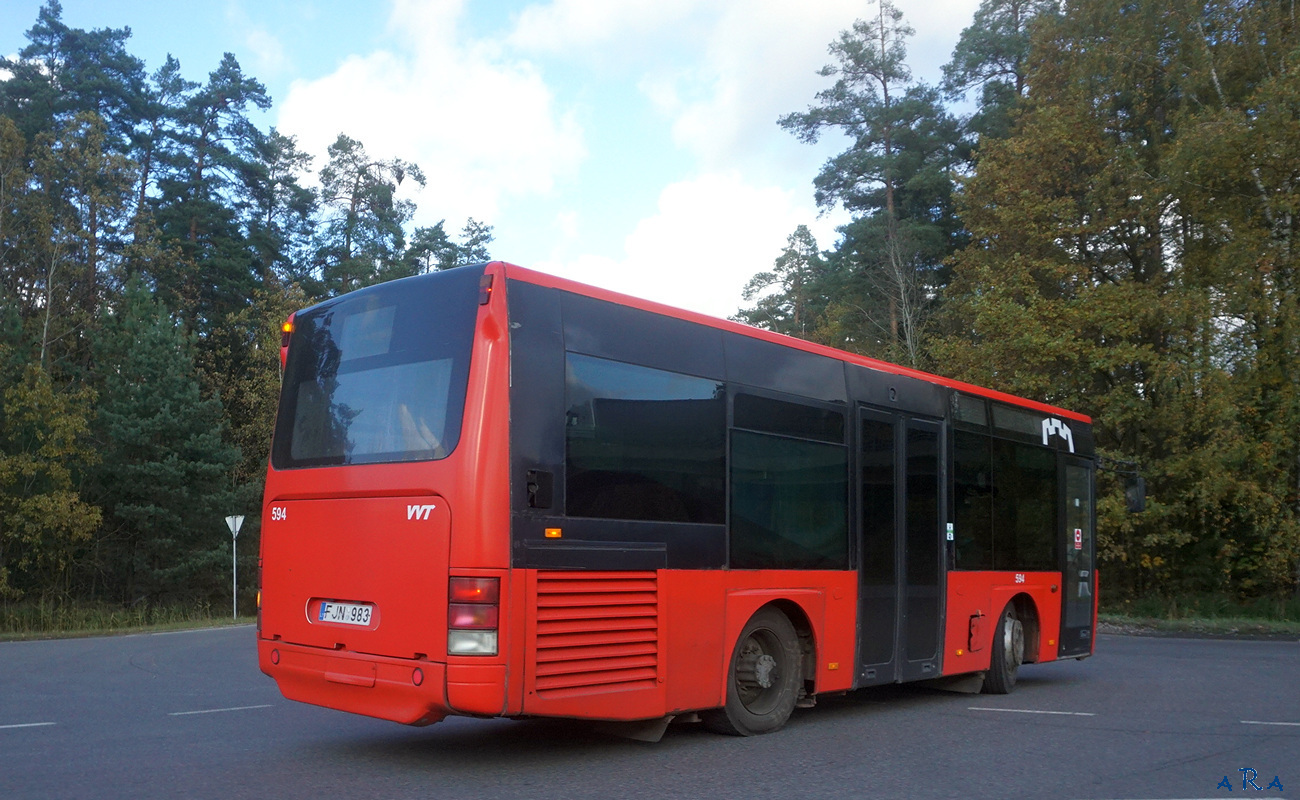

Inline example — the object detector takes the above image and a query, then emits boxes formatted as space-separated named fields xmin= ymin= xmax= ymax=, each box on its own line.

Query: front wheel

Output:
xmin=982 ymin=603 xmax=1024 ymax=694
xmin=702 ymin=607 xmax=802 ymax=736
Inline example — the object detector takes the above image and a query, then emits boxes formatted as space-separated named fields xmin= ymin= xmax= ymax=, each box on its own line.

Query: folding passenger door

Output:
xmin=1058 ymin=457 xmax=1095 ymax=657
xmin=857 ymin=407 xmax=944 ymax=685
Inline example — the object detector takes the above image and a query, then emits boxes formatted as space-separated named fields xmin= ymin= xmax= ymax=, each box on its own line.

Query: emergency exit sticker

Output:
xmin=1074 ymin=528 xmax=1083 ymax=550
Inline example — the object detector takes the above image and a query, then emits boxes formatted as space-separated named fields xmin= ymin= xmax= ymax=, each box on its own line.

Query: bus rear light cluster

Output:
xmin=447 ymin=577 xmax=499 ymax=656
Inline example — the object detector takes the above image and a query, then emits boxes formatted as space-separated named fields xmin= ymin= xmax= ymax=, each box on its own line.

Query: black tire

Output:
xmin=982 ymin=603 xmax=1024 ymax=694
xmin=702 ymin=606 xmax=802 ymax=736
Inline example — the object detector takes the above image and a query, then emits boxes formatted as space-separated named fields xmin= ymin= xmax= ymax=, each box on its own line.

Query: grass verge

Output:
xmin=1099 ymin=593 xmax=1300 ymax=638
xmin=1098 ymin=613 xmax=1300 ymax=638
xmin=0 ymin=600 xmax=254 ymax=642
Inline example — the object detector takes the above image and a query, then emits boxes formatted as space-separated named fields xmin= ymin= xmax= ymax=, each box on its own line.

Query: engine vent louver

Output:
xmin=533 ymin=571 xmax=659 ymax=697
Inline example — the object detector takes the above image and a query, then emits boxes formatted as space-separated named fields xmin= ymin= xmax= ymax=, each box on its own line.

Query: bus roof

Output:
xmin=498 ymin=262 xmax=1091 ymax=425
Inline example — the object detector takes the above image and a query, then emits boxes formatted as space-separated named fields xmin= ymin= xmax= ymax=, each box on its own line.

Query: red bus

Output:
xmin=257 ymin=261 xmax=1097 ymax=737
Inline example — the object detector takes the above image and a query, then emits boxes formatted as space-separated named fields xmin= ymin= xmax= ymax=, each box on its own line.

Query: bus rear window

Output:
xmin=271 ymin=267 xmax=481 ymax=469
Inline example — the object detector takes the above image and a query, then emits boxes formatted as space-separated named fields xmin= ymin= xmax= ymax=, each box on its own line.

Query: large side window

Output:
xmin=730 ymin=394 xmax=849 ymax=570
xmin=953 ymin=429 xmax=994 ymax=570
xmin=991 ymin=438 xmax=1058 ymax=570
xmin=565 ymin=353 xmax=725 ymax=523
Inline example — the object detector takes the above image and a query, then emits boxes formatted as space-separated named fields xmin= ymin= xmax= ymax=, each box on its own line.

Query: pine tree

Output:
xmin=315 ymin=134 xmax=426 ymax=295
xmin=734 ymin=225 xmax=831 ymax=337
xmin=941 ymin=0 xmax=1058 ymax=142
xmin=91 ymin=278 xmax=239 ymax=603
xmin=777 ymin=0 xmax=962 ymax=366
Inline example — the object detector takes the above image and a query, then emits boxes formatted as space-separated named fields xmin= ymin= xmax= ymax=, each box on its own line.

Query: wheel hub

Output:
xmin=736 ymin=644 xmax=779 ymax=691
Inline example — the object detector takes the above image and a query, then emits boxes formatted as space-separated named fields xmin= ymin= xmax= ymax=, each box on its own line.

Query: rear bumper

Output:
xmin=259 ymin=640 xmax=449 ymax=726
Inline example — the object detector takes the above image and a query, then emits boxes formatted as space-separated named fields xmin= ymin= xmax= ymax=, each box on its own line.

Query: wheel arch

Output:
xmin=767 ymin=598 xmax=817 ymax=691
xmin=1009 ymin=593 xmax=1041 ymax=664
xmin=722 ymin=591 xmax=825 ymax=698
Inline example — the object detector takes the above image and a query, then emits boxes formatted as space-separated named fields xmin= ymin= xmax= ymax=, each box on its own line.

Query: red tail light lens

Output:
xmin=449 ymin=577 xmax=499 ymax=604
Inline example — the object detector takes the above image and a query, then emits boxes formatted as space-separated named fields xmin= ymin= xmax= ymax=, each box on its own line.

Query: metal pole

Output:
xmin=225 ymin=515 xmax=244 ymax=620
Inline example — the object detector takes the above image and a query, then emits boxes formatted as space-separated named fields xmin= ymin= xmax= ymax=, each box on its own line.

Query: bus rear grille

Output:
xmin=533 ymin=571 xmax=659 ymax=696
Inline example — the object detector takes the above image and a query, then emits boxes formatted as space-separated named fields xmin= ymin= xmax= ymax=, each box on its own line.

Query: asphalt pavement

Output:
xmin=1 ymin=626 xmax=1296 ymax=799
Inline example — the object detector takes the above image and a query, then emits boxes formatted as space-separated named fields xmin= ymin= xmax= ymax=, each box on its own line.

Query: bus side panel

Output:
xmin=662 ymin=570 xmax=857 ymax=712
xmin=516 ymin=569 xmax=857 ymax=721
xmin=715 ymin=572 xmax=859 ymax=696
xmin=941 ymin=571 xmax=1063 ymax=677
xmin=448 ymin=261 xmax=513 ymax=571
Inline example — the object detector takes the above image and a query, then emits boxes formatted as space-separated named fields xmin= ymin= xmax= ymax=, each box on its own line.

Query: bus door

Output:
xmin=857 ymin=408 xmax=944 ymax=685
xmin=1059 ymin=457 xmax=1095 ymax=657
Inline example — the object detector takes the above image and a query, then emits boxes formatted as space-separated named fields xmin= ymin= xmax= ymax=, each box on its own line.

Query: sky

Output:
xmin=1 ymin=0 xmax=983 ymax=319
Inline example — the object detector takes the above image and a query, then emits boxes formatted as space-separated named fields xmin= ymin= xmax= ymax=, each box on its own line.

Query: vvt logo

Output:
xmin=1042 ymin=417 xmax=1075 ymax=453
xmin=406 ymin=504 xmax=437 ymax=521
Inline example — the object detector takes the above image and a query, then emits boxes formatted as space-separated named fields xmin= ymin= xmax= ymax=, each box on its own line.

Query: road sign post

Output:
xmin=225 ymin=515 xmax=245 ymax=618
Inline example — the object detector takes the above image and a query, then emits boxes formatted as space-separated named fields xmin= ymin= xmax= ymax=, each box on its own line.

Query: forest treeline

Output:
xmin=1 ymin=0 xmax=1297 ymax=613
xmin=0 ymin=2 xmax=492 ymax=609
xmin=740 ymin=0 xmax=1299 ymax=599
xmin=738 ymin=0 xmax=1294 ymax=600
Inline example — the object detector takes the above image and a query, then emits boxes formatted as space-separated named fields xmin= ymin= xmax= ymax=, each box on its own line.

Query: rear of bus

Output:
xmin=257 ymin=263 xmax=512 ymax=725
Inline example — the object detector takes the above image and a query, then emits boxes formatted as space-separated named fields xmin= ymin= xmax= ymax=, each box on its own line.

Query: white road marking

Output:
xmin=168 ymin=704 xmax=273 ymax=716
xmin=968 ymin=706 xmax=1096 ymax=717
xmin=0 ymin=722 xmax=56 ymax=730
xmin=1241 ymin=719 xmax=1300 ymax=727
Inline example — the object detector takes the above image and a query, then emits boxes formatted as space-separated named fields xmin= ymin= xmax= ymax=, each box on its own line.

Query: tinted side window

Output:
xmin=734 ymin=393 xmax=845 ymax=443
xmin=730 ymin=398 xmax=849 ymax=570
xmin=953 ymin=429 xmax=994 ymax=570
xmin=565 ymin=354 xmax=725 ymax=523
xmin=991 ymin=438 xmax=1057 ymax=570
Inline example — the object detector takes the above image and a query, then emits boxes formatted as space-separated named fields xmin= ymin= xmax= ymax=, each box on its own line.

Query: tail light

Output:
xmin=448 ymin=577 xmax=499 ymax=656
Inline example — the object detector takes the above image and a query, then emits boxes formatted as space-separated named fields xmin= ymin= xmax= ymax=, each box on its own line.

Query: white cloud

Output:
xmin=243 ymin=28 xmax=289 ymax=76
xmin=507 ymin=0 xmax=980 ymax=176
xmin=507 ymin=0 xmax=700 ymax=59
xmin=222 ymin=3 xmax=290 ymax=78
xmin=275 ymin=0 xmax=585 ymax=226
xmin=535 ymin=172 xmax=848 ymax=320
xmin=270 ymin=0 xmax=980 ymax=319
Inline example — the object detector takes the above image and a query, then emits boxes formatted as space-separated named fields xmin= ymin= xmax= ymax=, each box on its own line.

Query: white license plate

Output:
xmin=318 ymin=601 xmax=373 ymax=626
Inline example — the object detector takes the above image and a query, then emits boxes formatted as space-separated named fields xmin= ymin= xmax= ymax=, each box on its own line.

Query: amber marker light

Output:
xmin=544 ymin=528 xmax=562 ymax=539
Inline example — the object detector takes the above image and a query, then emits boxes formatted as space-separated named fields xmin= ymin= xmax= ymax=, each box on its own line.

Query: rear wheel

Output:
xmin=703 ymin=607 xmax=802 ymax=736
xmin=982 ymin=603 xmax=1024 ymax=694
